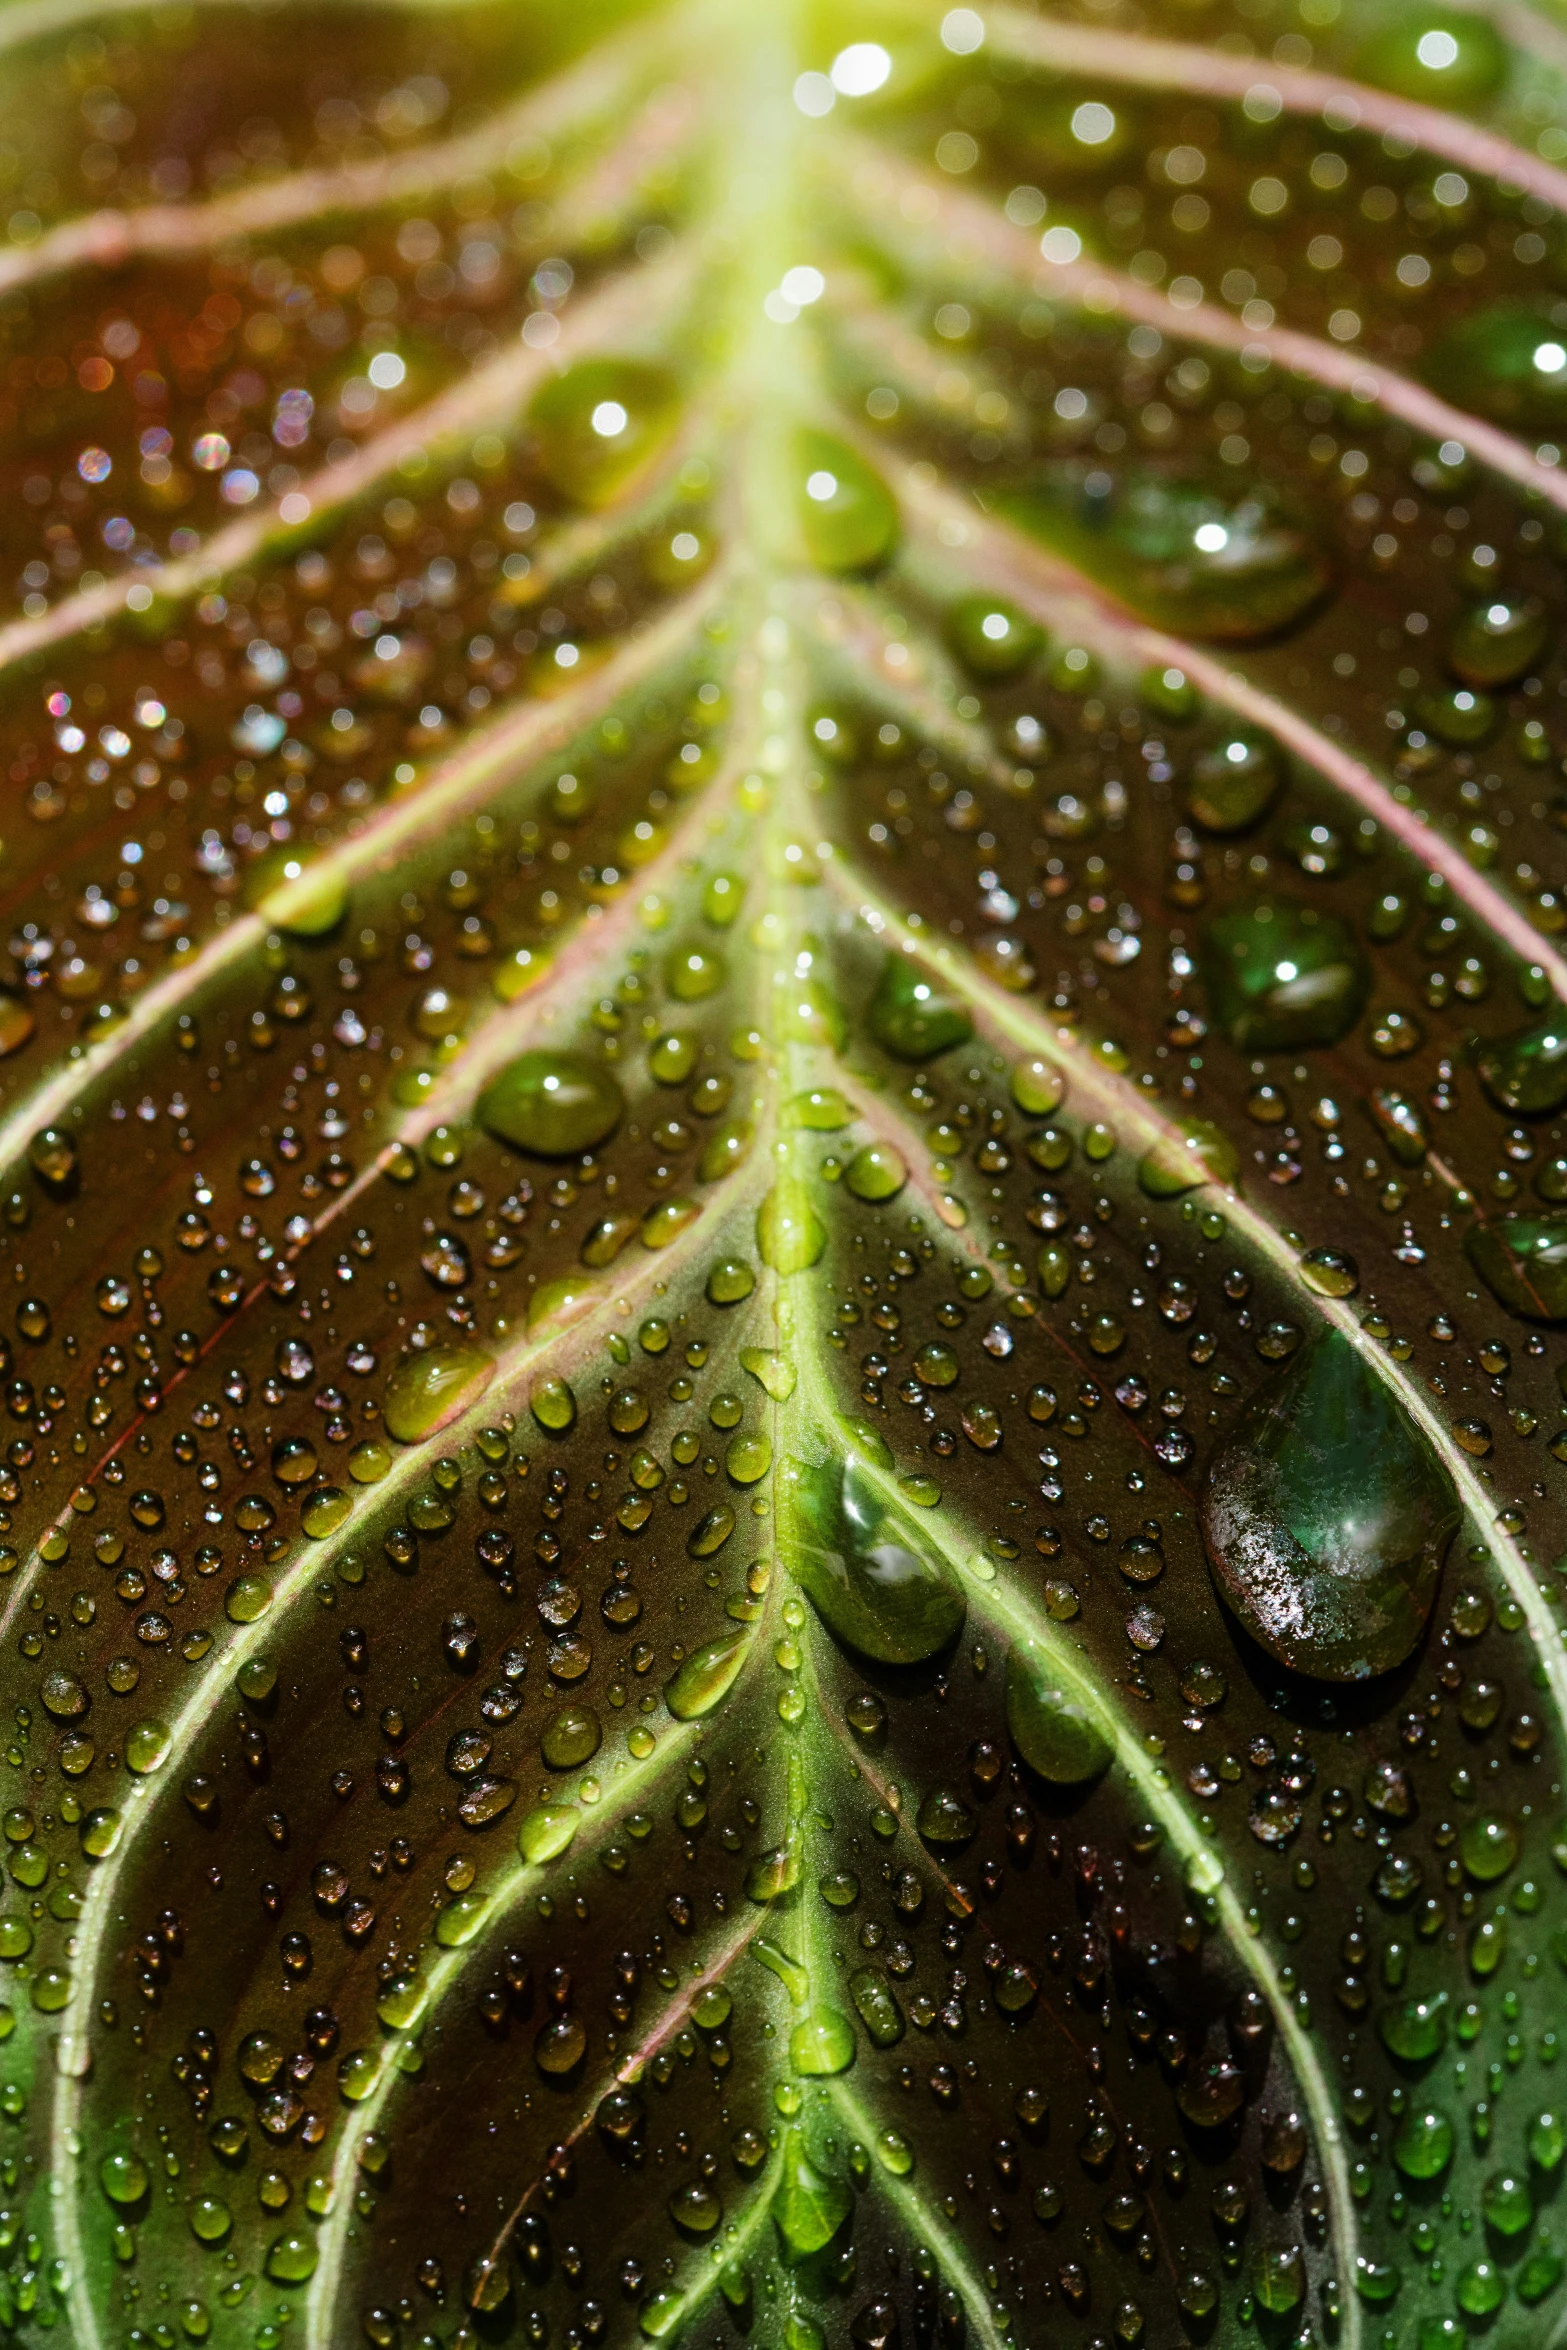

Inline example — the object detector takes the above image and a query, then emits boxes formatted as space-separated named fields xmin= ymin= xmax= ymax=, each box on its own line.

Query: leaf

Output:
xmin=0 ymin=4 xmax=1565 ymax=2348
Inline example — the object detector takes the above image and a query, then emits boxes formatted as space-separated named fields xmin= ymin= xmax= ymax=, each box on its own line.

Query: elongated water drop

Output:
xmin=244 ymin=844 xmax=347 ymax=936
xmin=771 ymin=2127 xmax=851 ymax=2256
xmin=1005 ymin=1638 xmax=1112 ymax=1782
xmin=1202 ymin=1327 xmax=1459 ymax=1678
xmin=664 ymin=1629 xmax=750 ymax=1719
xmin=757 ymin=1180 xmax=825 ymax=1274
xmin=1003 ymin=467 xmax=1333 ymax=641
xmin=781 ymin=1429 xmax=964 ymax=1665
xmin=383 ymin=1343 xmax=496 ymax=1443
xmin=868 ymin=956 xmax=972 ymax=1060
xmin=478 ymin=1051 xmax=624 ymax=1156
xmin=530 ymin=358 xmax=678 ymax=506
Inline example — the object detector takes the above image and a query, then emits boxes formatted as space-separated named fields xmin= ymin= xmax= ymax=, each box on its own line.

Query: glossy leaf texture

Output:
xmin=6 ymin=2 xmax=1567 ymax=2348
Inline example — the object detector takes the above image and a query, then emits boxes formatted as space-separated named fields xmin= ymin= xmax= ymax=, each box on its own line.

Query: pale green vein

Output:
xmin=828 ymin=2074 xmax=1011 ymax=2350
xmin=886 ymin=462 xmax=1567 ymax=1002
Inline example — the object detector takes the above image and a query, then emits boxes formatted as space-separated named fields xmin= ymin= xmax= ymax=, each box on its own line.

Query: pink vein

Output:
xmin=988 ymin=6 xmax=1567 ymax=214
xmin=887 ymin=456 xmax=1567 ymax=1000
xmin=839 ymin=140 xmax=1567 ymax=515
xmin=482 ymin=1908 xmax=765 ymax=2259
xmin=0 ymin=30 xmax=681 ymax=297
xmin=0 ymin=241 xmax=696 ymax=678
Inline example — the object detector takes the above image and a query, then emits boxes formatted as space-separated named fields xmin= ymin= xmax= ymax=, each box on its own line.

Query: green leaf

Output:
xmin=2 ymin=4 xmax=1567 ymax=2347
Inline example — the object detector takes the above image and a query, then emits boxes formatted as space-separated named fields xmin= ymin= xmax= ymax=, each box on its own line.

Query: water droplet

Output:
xmin=666 ymin=946 xmax=725 ymax=1002
xmin=845 ymin=1144 xmax=905 ymax=1201
xmin=125 ymin=1719 xmax=171 ymax=1774
xmin=517 ymin=1804 xmax=579 ymax=1865
xmin=1186 ymin=733 xmax=1284 ymax=833
xmin=869 ymin=956 xmax=972 ymax=1060
xmin=244 ymin=844 xmax=347 ymax=936
xmin=947 ymin=594 xmax=1041 ymax=677
xmin=99 ymin=2150 xmax=149 ymax=2206
xmin=1299 ymin=1247 xmax=1359 ymax=1298
xmin=530 ymin=1378 xmax=577 ymax=1435
xmin=382 ymin=1342 xmax=496 ymax=1443
xmin=478 ymin=1051 xmax=624 ymax=1157
xmin=1393 ymin=2105 xmax=1455 ymax=2178
xmin=741 ymin=1347 xmax=797 ymax=1399
xmin=1357 ymin=8 xmax=1504 ymax=103
xmin=1137 ymin=1118 xmax=1237 ymax=1198
xmin=1007 ymin=468 xmax=1333 ymax=641
xmin=530 ymin=358 xmax=678 ymax=507
xmin=1005 ymin=1638 xmax=1112 ymax=1782
xmin=665 ymin=1629 xmax=750 ymax=1719
xmin=782 ymin=1428 xmax=965 ymax=1664
xmin=784 ymin=1088 xmax=851 ymax=1130
xmin=1201 ymin=1327 xmax=1459 ymax=1678
xmin=264 ymin=2230 xmax=317 ymax=2283
xmin=1475 ymin=1018 xmax=1567 ymax=1115
xmin=1447 ymin=599 xmax=1547 ymax=690
xmin=0 ymin=996 xmax=34 ymax=1057
xmin=757 ymin=1181 xmax=825 ymax=1274
xmin=1010 ymin=1058 xmax=1064 ymax=1116
xmin=1460 ymin=1811 xmax=1519 ymax=1881
xmin=772 ymin=2126 xmax=851 ymax=2255
xmin=707 ymin=1257 xmax=755 ymax=1305
xmin=1465 ymin=1213 xmax=1567 ymax=1320
xmin=1199 ymin=899 xmax=1368 ymax=1051
xmin=796 ymin=429 xmax=898 ymax=572
xmin=848 ymin=1967 xmax=904 ymax=2048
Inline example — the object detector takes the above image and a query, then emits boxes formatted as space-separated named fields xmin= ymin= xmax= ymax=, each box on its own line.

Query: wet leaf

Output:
xmin=0 ymin=4 xmax=1565 ymax=2347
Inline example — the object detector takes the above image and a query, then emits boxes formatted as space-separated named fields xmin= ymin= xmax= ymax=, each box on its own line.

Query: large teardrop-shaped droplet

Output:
xmin=1201 ymin=1328 xmax=1458 ymax=1679
xmin=782 ymin=1424 xmax=965 ymax=1665
xmin=1465 ymin=1213 xmax=1567 ymax=1320
xmin=757 ymin=1180 xmax=825 ymax=1274
xmin=1002 ymin=467 xmax=1333 ymax=642
xmin=1198 ymin=898 xmax=1368 ymax=1052
xmin=1005 ymin=1638 xmax=1112 ymax=1782
xmin=530 ymin=358 xmax=678 ymax=507
xmin=771 ymin=2127 xmax=851 ymax=2257
xmin=478 ymin=1051 xmax=625 ymax=1156
xmin=868 ymin=955 xmax=972 ymax=1061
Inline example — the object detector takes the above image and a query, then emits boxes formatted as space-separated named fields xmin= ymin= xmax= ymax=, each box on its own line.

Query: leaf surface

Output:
xmin=0 ymin=4 xmax=1562 ymax=2347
